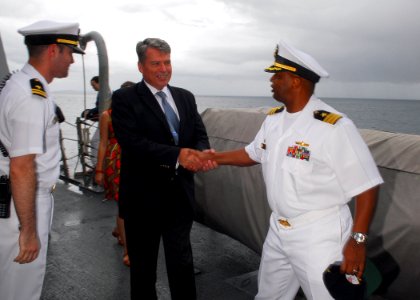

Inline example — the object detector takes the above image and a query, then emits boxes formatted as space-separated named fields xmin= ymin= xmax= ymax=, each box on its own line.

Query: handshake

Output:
xmin=179 ymin=148 xmax=218 ymax=173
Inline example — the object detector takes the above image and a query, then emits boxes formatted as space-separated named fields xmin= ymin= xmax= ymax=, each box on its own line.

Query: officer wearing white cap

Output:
xmin=0 ymin=20 xmax=83 ymax=300
xmin=203 ymin=40 xmax=383 ymax=299
xmin=19 ymin=20 xmax=84 ymax=54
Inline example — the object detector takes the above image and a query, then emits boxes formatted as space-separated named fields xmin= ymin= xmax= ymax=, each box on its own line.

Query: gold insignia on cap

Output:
xmin=267 ymin=106 xmax=285 ymax=115
xmin=273 ymin=62 xmax=297 ymax=72
xmin=30 ymin=78 xmax=47 ymax=98
xmin=313 ymin=110 xmax=342 ymax=125
xmin=56 ymin=38 xmax=78 ymax=46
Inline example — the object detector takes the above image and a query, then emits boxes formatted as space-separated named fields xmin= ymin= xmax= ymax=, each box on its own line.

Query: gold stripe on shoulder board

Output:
xmin=313 ymin=110 xmax=342 ymax=125
xmin=267 ymin=106 xmax=285 ymax=115
xmin=30 ymin=78 xmax=47 ymax=98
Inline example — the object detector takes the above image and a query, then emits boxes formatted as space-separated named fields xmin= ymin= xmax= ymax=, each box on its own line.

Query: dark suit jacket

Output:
xmin=111 ymin=80 xmax=210 ymax=219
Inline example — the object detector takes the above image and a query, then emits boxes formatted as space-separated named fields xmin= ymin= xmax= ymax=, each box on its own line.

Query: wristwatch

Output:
xmin=351 ymin=232 xmax=368 ymax=244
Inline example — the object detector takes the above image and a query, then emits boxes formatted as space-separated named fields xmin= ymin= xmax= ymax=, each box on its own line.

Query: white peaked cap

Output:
xmin=265 ymin=40 xmax=329 ymax=83
xmin=18 ymin=20 xmax=84 ymax=54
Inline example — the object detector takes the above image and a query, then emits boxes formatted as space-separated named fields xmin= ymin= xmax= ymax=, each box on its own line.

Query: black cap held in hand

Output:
xmin=323 ymin=263 xmax=366 ymax=300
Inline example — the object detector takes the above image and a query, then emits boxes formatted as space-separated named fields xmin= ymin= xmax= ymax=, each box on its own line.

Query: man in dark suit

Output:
xmin=111 ymin=38 xmax=211 ymax=300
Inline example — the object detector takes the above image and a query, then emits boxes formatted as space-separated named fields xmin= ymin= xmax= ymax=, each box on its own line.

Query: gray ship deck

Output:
xmin=40 ymin=180 xmax=262 ymax=300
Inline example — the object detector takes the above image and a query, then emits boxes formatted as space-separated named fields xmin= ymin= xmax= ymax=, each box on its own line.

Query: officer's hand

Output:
xmin=340 ymin=238 xmax=366 ymax=280
xmin=14 ymin=229 xmax=40 ymax=264
xmin=198 ymin=149 xmax=218 ymax=172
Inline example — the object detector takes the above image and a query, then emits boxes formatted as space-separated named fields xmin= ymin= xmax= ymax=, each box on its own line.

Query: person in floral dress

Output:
xmin=95 ymin=101 xmax=131 ymax=266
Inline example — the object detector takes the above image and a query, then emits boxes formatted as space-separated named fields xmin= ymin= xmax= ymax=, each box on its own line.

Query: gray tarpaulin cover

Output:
xmin=195 ymin=107 xmax=420 ymax=299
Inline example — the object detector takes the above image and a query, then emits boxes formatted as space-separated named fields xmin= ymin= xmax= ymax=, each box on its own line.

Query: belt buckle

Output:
xmin=278 ymin=219 xmax=291 ymax=228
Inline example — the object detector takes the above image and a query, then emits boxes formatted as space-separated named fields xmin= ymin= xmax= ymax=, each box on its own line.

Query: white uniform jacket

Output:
xmin=245 ymin=96 xmax=383 ymax=219
xmin=0 ymin=63 xmax=60 ymax=188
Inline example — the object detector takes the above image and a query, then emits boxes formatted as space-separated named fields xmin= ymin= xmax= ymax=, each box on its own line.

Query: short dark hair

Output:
xmin=136 ymin=38 xmax=171 ymax=63
xmin=27 ymin=44 xmax=68 ymax=58
xmin=27 ymin=44 xmax=48 ymax=57
xmin=91 ymin=76 xmax=99 ymax=83
xmin=120 ymin=81 xmax=135 ymax=88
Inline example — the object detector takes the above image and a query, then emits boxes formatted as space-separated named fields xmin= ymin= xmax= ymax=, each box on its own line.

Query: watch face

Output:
xmin=353 ymin=233 xmax=367 ymax=243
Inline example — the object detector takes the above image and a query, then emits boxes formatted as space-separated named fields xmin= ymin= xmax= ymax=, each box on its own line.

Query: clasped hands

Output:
xmin=179 ymin=148 xmax=218 ymax=172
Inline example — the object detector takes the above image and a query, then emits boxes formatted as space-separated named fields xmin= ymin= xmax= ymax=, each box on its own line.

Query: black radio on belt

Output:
xmin=0 ymin=175 xmax=11 ymax=218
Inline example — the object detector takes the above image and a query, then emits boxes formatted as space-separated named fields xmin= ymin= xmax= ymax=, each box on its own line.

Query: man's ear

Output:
xmin=137 ymin=62 xmax=143 ymax=74
xmin=47 ymin=44 xmax=59 ymax=57
xmin=292 ymin=75 xmax=301 ymax=88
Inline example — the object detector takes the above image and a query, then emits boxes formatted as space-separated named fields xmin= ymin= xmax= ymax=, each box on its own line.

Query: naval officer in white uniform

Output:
xmin=0 ymin=20 xmax=84 ymax=300
xmin=206 ymin=41 xmax=383 ymax=299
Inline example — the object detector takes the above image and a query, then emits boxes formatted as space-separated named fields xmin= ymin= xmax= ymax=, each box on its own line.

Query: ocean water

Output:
xmin=55 ymin=92 xmax=420 ymax=135
xmin=54 ymin=92 xmax=420 ymax=173
xmin=195 ymin=95 xmax=420 ymax=136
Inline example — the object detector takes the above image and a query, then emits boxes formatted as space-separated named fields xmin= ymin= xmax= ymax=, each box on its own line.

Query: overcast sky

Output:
xmin=1 ymin=0 xmax=420 ymax=99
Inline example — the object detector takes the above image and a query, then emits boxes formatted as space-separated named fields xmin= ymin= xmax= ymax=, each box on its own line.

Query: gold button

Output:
xmin=279 ymin=219 xmax=291 ymax=227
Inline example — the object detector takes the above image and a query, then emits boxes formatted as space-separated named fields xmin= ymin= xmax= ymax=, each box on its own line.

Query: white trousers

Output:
xmin=255 ymin=206 xmax=352 ymax=300
xmin=0 ymin=189 xmax=54 ymax=300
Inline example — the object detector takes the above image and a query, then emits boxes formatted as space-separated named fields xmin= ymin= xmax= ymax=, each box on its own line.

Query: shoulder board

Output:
xmin=30 ymin=78 xmax=47 ymax=98
xmin=313 ymin=110 xmax=342 ymax=125
xmin=267 ymin=106 xmax=285 ymax=115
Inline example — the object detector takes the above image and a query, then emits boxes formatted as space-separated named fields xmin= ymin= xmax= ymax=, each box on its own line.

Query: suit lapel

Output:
xmin=136 ymin=81 xmax=171 ymax=131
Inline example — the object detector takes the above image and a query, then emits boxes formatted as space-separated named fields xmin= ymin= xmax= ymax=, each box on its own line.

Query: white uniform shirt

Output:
xmin=0 ymin=63 xmax=60 ymax=188
xmin=245 ymin=96 xmax=383 ymax=218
